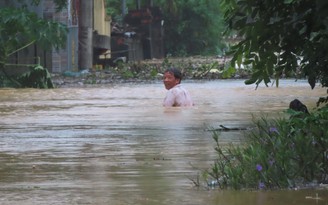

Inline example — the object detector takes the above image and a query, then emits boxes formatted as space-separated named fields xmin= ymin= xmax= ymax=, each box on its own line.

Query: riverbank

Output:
xmin=51 ymin=56 xmax=251 ymax=88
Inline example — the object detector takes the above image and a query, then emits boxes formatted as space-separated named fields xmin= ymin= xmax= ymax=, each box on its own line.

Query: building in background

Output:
xmin=1 ymin=0 xmax=164 ymax=73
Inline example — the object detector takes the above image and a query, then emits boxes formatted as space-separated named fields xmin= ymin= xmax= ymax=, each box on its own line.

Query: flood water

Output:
xmin=0 ymin=79 xmax=327 ymax=205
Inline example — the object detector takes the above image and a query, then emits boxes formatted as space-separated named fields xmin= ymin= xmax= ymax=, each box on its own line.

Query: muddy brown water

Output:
xmin=0 ymin=79 xmax=327 ymax=205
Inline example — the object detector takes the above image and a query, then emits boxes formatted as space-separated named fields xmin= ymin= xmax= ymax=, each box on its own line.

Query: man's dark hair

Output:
xmin=164 ymin=67 xmax=182 ymax=82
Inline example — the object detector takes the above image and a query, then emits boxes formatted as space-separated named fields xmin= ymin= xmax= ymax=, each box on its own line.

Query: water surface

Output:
xmin=0 ymin=79 xmax=327 ymax=205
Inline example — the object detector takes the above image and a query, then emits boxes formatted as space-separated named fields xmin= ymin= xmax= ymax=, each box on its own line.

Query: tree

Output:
xmin=105 ymin=0 xmax=127 ymax=21
xmin=158 ymin=0 xmax=226 ymax=56
xmin=106 ymin=0 xmax=227 ymax=56
xmin=0 ymin=7 xmax=66 ymax=64
xmin=25 ymin=0 xmax=67 ymax=10
xmin=0 ymin=1 xmax=67 ymax=88
xmin=221 ymin=0 xmax=328 ymax=103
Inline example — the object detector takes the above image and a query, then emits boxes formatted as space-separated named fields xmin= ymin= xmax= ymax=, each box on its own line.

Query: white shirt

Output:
xmin=163 ymin=84 xmax=193 ymax=107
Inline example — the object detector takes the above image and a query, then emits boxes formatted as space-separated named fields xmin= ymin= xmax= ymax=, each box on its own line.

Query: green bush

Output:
xmin=207 ymin=105 xmax=328 ymax=190
xmin=18 ymin=65 xmax=54 ymax=88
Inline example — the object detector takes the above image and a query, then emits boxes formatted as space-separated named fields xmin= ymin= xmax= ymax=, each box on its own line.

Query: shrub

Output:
xmin=207 ymin=105 xmax=328 ymax=190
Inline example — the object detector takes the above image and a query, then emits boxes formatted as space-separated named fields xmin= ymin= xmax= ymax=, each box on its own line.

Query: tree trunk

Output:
xmin=78 ymin=0 xmax=93 ymax=70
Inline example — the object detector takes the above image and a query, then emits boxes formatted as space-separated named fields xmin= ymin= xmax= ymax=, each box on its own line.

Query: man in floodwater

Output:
xmin=163 ymin=68 xmax=194 ymax=107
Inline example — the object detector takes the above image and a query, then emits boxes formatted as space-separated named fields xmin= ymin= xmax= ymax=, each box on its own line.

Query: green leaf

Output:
xmin=245 ymin=77 xmax=257 ymax=85
xmin=284 ymin=0 xmax=294 ymax=4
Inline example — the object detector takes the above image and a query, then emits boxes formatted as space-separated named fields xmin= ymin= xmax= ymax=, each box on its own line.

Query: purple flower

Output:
xmin=258 ymin=181 xmax=265 ymax=189
xmin=268 ymin=159 xmax=275 ymax=166
xmin=256 ymin=164 xmax=263 ymax=172
xmin=269 ymin=127 xmax=279 ymax=134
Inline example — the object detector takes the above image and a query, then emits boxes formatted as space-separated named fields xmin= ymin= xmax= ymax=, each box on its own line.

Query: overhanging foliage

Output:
xmin=0 ymin=5 xmax=67 ymax=88
xmin=221 ymin=0 xmax=328 ymax=94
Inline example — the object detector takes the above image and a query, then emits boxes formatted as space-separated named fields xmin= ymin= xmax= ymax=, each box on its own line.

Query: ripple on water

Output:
xmin=0 ymin=80 xmax=326 ymax=205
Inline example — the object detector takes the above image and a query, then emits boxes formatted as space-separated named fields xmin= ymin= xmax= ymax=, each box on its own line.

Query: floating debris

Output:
xmin=305 ymin=193 xmax=322 ymax=200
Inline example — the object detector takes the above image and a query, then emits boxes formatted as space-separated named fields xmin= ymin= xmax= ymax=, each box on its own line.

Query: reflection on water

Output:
xmin=0 ymin=79 xmax=327 ymax=205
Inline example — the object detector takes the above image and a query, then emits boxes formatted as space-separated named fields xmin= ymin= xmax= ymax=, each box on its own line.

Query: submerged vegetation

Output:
xmin=204 ymin=106 xmax=328 ymax=190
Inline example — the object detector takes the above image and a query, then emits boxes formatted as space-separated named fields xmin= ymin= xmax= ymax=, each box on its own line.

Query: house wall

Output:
xmin=94 ymin=0 xmax=111 ymax=36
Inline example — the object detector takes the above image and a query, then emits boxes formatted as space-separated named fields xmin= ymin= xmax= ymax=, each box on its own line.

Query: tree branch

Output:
xmin=8 ymin=40 xmax=36 ymax=57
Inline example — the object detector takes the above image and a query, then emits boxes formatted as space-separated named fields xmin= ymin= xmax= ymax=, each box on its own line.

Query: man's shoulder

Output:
xmin=171 ymin=84 xmax=191 ymax=95
xmin=172 ymin=84 xmax=183 ymax=89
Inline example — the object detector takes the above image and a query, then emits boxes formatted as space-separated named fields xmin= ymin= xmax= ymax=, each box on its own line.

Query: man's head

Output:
xmin=163 ymin=68 xmax=182 ymax=90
